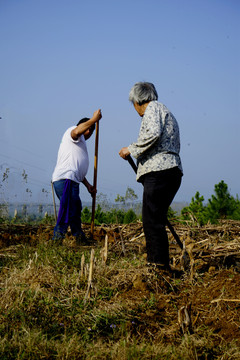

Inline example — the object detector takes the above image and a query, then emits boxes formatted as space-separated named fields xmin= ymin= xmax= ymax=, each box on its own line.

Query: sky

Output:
xmin=0 ymin=0 xmax=239 ymax=207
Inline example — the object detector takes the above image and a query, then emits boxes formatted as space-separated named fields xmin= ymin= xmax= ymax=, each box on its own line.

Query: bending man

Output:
xmin=52 ymin=109 xmax=102 ymax=243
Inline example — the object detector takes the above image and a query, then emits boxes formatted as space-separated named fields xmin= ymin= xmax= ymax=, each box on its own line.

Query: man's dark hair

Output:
xmin=76 ymin=117 xmax=95 ymax=132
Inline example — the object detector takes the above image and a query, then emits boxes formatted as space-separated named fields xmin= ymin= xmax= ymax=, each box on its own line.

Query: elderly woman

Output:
xmin=119 ymin=82 xmax=183 ymax=269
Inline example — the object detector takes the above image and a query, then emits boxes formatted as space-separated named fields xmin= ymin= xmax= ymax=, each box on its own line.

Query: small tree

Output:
xmin=206 ymin=180 xmax=239 ymax=223
xmin=181 ymin=191 xmax=209 ymax=225
xmin=231 ymin=195 xmax=240 ymax=220
xmin=180 ymin=181 xmax=240 ymax=225
xmin=38 ymin=204 xmax=43 ymax=216
xmin=0 ymin=168 xmax=10 ymax=221
xmin=81 ymin=207 xmax=91 ymax=224
xmin=106 ymin=208 xmax=125 ymax=224
xmin=167 ymin=206 xmax=177 ymax=220
xmin=94 ymin=204 xmax=106 ymax=224
xmin=115 ymin=187 xmax=138 ymax=208
xmin=22 ymin=204 xmax=28 ymax=220
xmin=123 ymin=209 xmax=137 ymax=224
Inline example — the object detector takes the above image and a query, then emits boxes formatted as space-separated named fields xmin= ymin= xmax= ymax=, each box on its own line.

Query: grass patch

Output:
xmin=0 ymin=230 xmax=240 ymax=359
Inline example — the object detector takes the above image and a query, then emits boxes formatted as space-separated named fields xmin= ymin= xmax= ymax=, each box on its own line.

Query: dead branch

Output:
xmin=84 ymin=249 xmax=96 ymax=303
xmin=178 ymin=303 xmax=193 ymax=334
xmin=211 ymin=298 xmax=240 ymax=304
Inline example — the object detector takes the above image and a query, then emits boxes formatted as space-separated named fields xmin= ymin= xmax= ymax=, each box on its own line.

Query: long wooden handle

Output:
xmin=91 ymin=121 xmax=99 ymax=235
xmin=51 ymin=181 xmax=57 ymax=222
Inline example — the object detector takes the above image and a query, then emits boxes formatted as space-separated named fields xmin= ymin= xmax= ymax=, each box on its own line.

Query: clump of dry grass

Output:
xmin=0 ymin=224 xmax=240 ymax=359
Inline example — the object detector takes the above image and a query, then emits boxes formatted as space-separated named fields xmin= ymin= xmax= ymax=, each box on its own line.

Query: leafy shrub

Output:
xmin=123 ymin=209 xmax=137 ymax=224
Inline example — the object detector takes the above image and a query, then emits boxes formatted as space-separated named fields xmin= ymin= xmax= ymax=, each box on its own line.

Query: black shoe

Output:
xmin=52 ymin=235 xmax=64 ymax=244
xmin=147 ymin=262 xmax=184 ymax=278
xmin=147 ymin=262 xmax=170 ymax=272
xmin=75 ymin=233 xmax=91 ymax=245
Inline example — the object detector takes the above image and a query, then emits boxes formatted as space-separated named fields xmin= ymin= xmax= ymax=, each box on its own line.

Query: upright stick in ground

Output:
xmin=91 ymin=121 xmax=99 ymax=237
xmin=51 ymin=181 xmax=57 ymax=222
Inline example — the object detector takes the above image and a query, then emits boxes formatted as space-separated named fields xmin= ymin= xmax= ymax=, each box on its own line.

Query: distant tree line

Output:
xmin=82 ymin=180 xmax=240 ymax=226
xmin=81 ymin=205 xmax=138 ymax=225
xmin=0 ymin=180 xmax=239 ymax=226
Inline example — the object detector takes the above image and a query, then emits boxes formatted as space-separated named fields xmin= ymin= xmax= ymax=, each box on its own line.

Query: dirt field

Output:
xmin=0 ymin=220 xmax=240 ymax=358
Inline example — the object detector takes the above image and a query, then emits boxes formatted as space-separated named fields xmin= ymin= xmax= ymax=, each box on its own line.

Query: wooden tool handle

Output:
xmin=91 ymin=121 xmax=99 ymax=235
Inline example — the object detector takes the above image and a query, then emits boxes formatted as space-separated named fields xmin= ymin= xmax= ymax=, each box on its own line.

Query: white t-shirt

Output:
xmin=52 ymin=126 xmax=89 ymax=183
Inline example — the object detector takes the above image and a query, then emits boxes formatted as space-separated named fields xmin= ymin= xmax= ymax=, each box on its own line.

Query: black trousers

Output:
xmin=141 ymin=167 xmax=182 ymax=266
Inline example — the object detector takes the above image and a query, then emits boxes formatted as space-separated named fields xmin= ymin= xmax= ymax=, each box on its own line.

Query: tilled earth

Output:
xmin=0 ymin=220 xmax=240 ymax=351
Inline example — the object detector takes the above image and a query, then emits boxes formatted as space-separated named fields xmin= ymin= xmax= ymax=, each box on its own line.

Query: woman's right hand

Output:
xmin=119 ymin=147 xmax=130 ymax=159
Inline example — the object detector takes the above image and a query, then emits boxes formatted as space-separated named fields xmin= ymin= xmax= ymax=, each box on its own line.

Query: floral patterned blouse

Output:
xmin=128 ymin=101 xmax=183 ymax=181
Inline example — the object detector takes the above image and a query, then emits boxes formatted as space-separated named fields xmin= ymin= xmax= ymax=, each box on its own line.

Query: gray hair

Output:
xmin=129 ymin=82 xmax=158 ymax=105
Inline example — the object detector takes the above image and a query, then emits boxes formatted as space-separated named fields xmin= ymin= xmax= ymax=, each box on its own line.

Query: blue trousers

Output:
xmin=141 ymin=167 xmax=182 ymax=266
xmin=53 ymin=179 xmax=85 ymax=240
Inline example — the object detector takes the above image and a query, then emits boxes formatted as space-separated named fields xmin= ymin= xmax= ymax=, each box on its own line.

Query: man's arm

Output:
xmin=71 ymin=109 xmax=102 ymax=140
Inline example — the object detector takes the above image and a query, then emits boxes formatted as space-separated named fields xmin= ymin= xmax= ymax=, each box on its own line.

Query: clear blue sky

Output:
xmin=0 ymin=0 xmax=239 ymax=206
